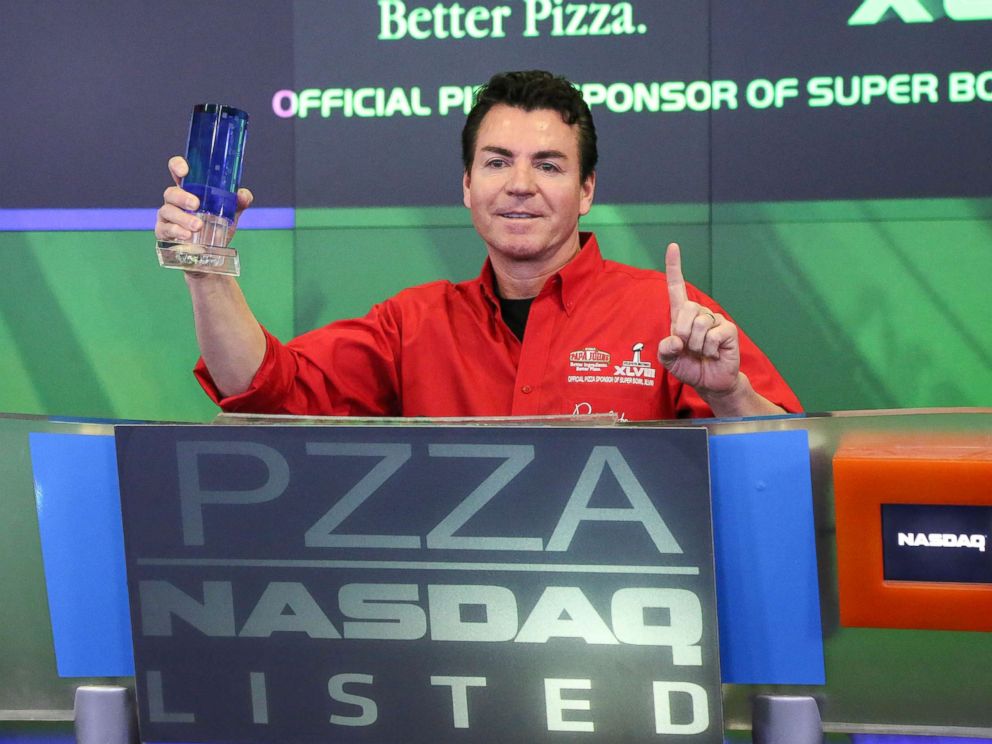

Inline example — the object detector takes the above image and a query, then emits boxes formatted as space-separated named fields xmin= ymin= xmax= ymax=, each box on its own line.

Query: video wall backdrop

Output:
xmin=1 ymin=0 xmax=991 ymax=422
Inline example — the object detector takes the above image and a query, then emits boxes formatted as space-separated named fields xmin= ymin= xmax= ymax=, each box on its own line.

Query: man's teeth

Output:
xmin=503 ymin=213 xmax=535 ymax=218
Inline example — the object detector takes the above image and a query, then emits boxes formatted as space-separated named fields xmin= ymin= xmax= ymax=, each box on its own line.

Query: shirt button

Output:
xmin=521 ymin=385 xmax=533 ymax=394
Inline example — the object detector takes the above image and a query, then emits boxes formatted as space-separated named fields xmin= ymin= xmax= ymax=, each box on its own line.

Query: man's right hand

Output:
xmin=157 ymin=156 xmax=266 ymax=397
xmin=155 ymin=156 xmax=253 ymax=246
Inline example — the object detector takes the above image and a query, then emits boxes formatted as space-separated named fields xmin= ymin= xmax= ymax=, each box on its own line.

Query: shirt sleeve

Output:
xmin=670 ymin=287 xmax=803 ymax=418
xmin=193 ymin=302 xmax=404 ymax=416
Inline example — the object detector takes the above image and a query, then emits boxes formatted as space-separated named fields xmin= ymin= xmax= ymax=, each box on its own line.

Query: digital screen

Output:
xmin=2 ymin=1 xmax=991 ymax=209
xmin=882 ymin=504 xmax=992 ymax=584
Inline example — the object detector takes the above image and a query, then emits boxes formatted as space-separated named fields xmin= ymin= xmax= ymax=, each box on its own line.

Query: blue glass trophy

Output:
xmin=156 ymin=104 xmax=249 ymax=276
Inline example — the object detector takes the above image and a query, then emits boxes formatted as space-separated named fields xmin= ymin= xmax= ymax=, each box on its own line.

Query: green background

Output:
xmin=2 ymin=198 xmax=990 ymax=421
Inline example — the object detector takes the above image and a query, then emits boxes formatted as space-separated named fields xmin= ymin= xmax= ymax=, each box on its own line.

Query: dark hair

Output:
xmin=461 ymin=70 xmax=598 ymax=182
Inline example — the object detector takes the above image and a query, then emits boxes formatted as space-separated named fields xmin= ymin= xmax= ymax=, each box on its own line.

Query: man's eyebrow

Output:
xmin=480 ymin=145 xmax=513 ymax=158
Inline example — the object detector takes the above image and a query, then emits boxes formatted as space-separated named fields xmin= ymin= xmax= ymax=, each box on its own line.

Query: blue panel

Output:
xmin=30 ymin=432 xmax=134 ymax=677
xmin=710 ymin=430 xmax=825 ymax=684
xmin=0 ymin=208 xmax=293 ymax=231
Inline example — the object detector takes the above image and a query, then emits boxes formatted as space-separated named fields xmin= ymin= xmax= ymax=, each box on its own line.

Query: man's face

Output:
xmin=463 ymin=104 xmax=595 ymax=268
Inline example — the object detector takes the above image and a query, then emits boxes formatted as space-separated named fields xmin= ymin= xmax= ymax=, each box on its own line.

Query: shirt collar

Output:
xmin=477 ymin=232 xmax=602 ymax=316
xmin=556 ymin=232 xmax=601 ymax=316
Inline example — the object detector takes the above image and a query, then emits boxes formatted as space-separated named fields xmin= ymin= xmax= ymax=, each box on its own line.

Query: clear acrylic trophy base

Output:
xmin=156 ymin=212 xmax=240 ymax=276
xmin=157 ymin=241 xmax=240 ymax=276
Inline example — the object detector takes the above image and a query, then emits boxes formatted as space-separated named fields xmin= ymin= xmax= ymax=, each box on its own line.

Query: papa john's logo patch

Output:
xmin=569 ymin=346 xmax=611 ymax=372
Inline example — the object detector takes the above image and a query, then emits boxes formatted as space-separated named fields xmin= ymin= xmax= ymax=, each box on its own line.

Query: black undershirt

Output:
xmin=499 ymin=297 xmax=534 ymax=341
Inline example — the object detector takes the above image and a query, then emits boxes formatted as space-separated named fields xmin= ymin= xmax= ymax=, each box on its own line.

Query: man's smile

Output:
xmin=498 ymin=211 xmax=541 ymax=219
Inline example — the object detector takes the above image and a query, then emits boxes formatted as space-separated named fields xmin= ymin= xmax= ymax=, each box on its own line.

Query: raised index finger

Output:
xmin=665 ymin=242 xmax=688 ymax=313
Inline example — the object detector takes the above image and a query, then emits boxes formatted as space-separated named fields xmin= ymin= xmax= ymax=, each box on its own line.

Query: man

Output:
xmin=156 ymin=70 xmax=801 ymax=420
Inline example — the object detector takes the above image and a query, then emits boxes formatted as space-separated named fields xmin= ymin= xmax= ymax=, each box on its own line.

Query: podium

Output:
xmin=3 ymin=409 xmax=992 ymax=741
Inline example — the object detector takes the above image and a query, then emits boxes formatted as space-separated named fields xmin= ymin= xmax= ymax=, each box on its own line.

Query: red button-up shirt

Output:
xmin=195 ymin=233 xmax=801 ymax=420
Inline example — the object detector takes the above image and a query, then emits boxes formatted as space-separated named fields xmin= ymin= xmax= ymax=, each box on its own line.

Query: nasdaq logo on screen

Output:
xmin=849 ymin=0 xmax=992 ymax=24
xmin=882 ymin=504 xmax=992 ymax=583
xmin=897 ymin=532 xmax=987 ymax=551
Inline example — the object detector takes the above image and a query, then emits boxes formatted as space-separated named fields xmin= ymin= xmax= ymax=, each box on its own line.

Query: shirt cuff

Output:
xmin=192 ymin=325 xmax=284 ymax=411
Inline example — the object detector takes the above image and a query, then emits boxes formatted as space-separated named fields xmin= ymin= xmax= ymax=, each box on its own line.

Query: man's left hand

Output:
xmin=657 ymin=243 xmax=787 ymax=417
xmin=658 ymin=242 xmax=743 ymax=397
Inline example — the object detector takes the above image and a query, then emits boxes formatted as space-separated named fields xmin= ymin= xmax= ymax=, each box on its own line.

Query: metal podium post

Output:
xmin=74 ymin=685 xmax=138 ymax=744
xmin=752 ymin=694 xmax=822 ymax=744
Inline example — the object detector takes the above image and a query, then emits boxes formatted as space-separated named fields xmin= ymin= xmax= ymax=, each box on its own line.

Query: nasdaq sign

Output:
xmin=116 ymin=424 xmax=722 ymax=743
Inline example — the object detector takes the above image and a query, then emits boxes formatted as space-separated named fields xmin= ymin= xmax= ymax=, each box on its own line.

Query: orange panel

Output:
xmin=833 ymin=433 xmax=992 ymax=631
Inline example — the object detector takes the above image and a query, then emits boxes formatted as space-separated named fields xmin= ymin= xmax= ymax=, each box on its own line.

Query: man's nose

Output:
xmin=504 ymin=163 xmax=536 ymax=194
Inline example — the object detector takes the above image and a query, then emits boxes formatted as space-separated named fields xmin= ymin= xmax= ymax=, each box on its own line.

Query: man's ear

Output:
xmin=579 ymin=171 xmax=596 ymax=216
xmin=462 ymin=170 xmax=472 ymax=209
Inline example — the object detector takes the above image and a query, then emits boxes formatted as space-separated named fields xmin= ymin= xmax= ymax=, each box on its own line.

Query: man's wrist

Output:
xmin=184 ymin=270 xmax=240 ymax=300
xmin=700 ymin=373 xmax=783 ymax=418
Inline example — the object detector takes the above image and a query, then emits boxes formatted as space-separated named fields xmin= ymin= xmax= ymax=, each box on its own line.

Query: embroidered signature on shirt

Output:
xmin=572 ymin=402 xmax=628 ymax=421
